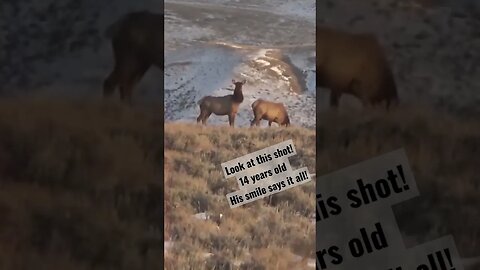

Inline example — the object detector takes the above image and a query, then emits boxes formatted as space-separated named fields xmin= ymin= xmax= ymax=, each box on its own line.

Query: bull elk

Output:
xmin=196 ymin=79 xmax=246 ymax=127
xmin=103 ymin=11 xmax=164 ymax=104
xmin=316 ymin=25 xmax=399 ymax=109
xmin=250 ymin=99 xmax=290 ymax=127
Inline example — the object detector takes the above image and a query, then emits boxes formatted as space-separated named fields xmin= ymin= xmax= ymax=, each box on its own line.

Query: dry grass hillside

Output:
xmin=1 ymin=97 xmax=479 ymax=269
xmin=164 ymin=123 xmax=316 ymax=270
xmin=0 ymin=98 xmax=164 ymax=270
xmin=315 ymin=105 xmax=480 ymax=266
xmin=165 ymin=103 xmax=480 ymax=269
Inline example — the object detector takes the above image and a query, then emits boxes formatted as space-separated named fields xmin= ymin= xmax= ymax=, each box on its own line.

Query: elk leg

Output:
xmin=117 ymin=63 xmax=135 ymax=104
xmin=251 ymin=114 xmax=261 ymax=127
xmin=268 ymin=121 xmax=272 ymax=127
xmin=125 ymin=61 xmax=152 ymax=105
xmin=202 ymin=112 xmax=212 ymax=125
xmin=228 ymin=114 xmax=235 ymax=127
xmin=119 ymin=78 xmax=135 ymax=106
xmin=197 ymin=110 xmax=204 ymax=124
xmin=116 ymin=54 xmax=148 ymax=105
xmin=197 ymin=109 xmax=210 ymax=125
xmin=126 ymin=61 xmax=151 ymax=104
xmin=103 ymin=69 xmax=118 ymax=98
xmin=255 ymin=114 xmax=263 ymax=126
xmin=103 ymin=41 xmax=123 ymax=98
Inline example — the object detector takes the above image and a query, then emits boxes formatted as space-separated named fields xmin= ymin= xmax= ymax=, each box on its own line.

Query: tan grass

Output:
xmin=1 ymin=97 xmax=479 ymax=269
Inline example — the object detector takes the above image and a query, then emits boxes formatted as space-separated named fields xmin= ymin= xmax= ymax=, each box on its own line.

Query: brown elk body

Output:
xmin=250 ymin=99 xmax=290 ymax=127
xmin=196 ymin=79 xmax=246 ymax=127
xmin=316 ymin=25 xmax=399 ymax=109
xmin=103 ymin=11 xmax=164 ymax=104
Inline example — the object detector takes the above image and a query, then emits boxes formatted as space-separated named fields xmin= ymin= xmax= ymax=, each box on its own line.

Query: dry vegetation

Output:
xmin=166 ymin=103 xmax=480 ymax=269
xmin=1 ymin=97 xmax=479 ymax=269
xmin=164 ymin=123 xmax=316 ymax=270
xmin=0 ymin=98 xmax=164 ymax=270
xmin=315 ymin=104 xmax=480 ymax=262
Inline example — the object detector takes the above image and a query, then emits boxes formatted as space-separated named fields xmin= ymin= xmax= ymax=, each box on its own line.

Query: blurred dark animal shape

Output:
xmin=316 ymin=25 xmax=399 ymax=109
xmin=103 ymin=11 xmax=164 ymax=104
